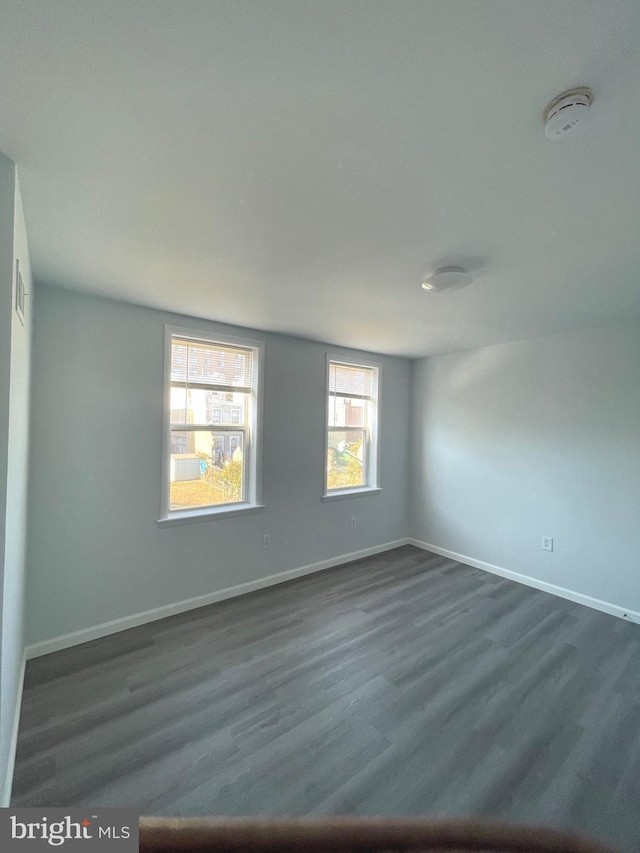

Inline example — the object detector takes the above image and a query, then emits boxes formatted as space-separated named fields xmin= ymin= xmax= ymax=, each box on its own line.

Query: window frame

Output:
xmin=159 ymin=325 xmax=265 ymax=525
xmin=323 ymin=353 xmax=382 ymax=500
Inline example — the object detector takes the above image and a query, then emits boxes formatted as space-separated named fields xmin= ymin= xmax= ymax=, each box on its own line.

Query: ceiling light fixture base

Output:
xmin=421 ymin=267 xmax=473 ymax=293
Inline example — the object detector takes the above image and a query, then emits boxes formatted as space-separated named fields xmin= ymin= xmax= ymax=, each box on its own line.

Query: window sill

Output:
xmin=321 ymin=487 xmax=382 ymax=502
xmin=157 ymin=503 xmax=265 ymax=527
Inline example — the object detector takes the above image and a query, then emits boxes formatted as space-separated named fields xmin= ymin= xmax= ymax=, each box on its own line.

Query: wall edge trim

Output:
xmin=2 ymin=649 xmax=26 ymax=807
xmin=26 ymin=538 xmax=411 ymax=659
xmin=408 ymin=539 xmax=640 ymax=623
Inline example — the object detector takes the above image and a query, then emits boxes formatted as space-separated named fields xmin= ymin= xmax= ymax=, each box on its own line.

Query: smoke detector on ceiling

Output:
xmin=544 ymin=87 xmax=593 ymax=140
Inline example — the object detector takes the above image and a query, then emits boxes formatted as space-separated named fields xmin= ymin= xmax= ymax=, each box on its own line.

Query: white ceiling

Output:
xmin=1 ymin=0 xmax=639 ymax=357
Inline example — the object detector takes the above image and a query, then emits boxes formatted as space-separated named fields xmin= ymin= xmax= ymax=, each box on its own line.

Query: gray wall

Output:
xmin=410 ymin=320 xmax=640 ymax=613
xmin=25 ymin=277 xmax=640 ymax=650
xmin=26 ymin=287 xmax=411 ymax=646
xmin=0 ymin=156 xmax=33 ymax=802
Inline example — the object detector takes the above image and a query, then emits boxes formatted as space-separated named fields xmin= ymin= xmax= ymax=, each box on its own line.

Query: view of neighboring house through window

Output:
xmin=163 ymin=328 xmax=263 ymax=517
xmin=326 ymin=357 xmax=380 ymax=493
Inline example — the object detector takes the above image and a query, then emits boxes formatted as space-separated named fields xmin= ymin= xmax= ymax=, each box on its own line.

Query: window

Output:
xmin=325 ymin=356 xmax=380 ymax=496
xmin=160 ymin=326 xmax=264 ymax=522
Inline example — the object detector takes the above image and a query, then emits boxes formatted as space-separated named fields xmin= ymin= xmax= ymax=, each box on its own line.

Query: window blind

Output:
xmin=329 ymin=362 xmax=373 ymax=399
xmin=171 ymin=338 xmax=253 ymax=390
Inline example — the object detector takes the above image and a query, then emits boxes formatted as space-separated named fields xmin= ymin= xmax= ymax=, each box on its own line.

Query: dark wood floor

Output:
xmin=12 ymin=546 xmax=640 ymax=850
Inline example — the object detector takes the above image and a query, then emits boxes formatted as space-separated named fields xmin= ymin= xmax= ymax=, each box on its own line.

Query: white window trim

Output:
xmin=323 ymin=353 xmax=382 ymax=499
xmin=158 ymin=324 xmax=265 ymax=525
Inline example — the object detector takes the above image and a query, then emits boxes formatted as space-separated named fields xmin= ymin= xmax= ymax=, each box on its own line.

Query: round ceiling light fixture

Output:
xmin=543 ymin=87 xmax=593 ymax=140
xmin=421 ymin=266 xmax=473 ymax=293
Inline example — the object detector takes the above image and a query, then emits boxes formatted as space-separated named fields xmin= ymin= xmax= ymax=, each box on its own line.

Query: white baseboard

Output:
xmin=408 ymin=539 xmax=640 ymax=624
xmin=2 ymin=650 xmax=26 ymax=807
xmin=26 ymin=538 xmax=410 ymax=659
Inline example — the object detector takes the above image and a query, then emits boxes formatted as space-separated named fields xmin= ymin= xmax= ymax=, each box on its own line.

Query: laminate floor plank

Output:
xmin=12 ymin=545 xmax=640 ymax=850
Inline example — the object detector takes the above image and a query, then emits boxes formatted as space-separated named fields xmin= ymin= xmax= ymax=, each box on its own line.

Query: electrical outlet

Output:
xmin=350 ymin=517 xmax=356 ymax=529
xmin=542 ymin=536 xmax=553 ymax=552
xmin=262 ymin=533 xmax=271 ymax=550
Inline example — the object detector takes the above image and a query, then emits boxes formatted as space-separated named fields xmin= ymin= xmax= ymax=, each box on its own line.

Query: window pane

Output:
xmin=170 ymin=388 xmax=249 ymax=426
xmin=171 ymin=339 xmax=252 ymax=388
xmin=327 ymin=429 xmax=366 ymax=490
xmin=170 ymin=385 xmax=187 ymax=424
xmin=170 ymin=430 xmax=245 ymax=509
xmin=328 ymin=394 xmax=367 ymax=428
